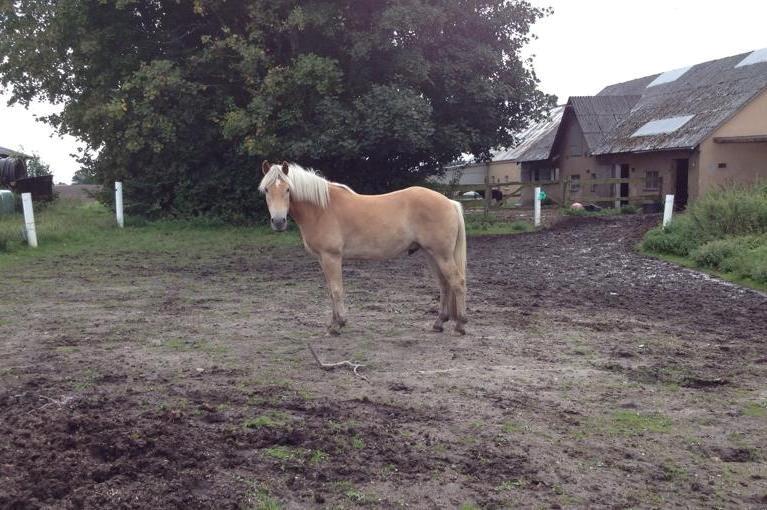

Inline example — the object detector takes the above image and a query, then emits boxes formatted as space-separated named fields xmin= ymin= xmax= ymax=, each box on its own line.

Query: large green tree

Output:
xmin=0 ymin=0 xmax=554 ymax=220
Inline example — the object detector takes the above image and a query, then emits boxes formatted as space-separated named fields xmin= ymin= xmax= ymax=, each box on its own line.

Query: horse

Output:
xmin=259 ymin=160 xmax=467 ymax=335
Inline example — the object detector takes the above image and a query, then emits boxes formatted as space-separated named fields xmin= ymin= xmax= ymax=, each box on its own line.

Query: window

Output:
xmin=504 ymin=175 xmax=509 ymax=182
xmin=718 ymin=163 xmax=727 ymax=169
xmin=645 ymin=170 xmax=660 ymax=190
xmin=646 ymin=66 xmax=692 ymax=87
xmin=631 ymin=115 xmax=694 ymax=137
xmin=570 ymin=174 xmax=581 ymax=193
xmin=591 ymin=173 xmax=599 ymax=193
xmin=736 ymin=48 xmax=767 ymax=68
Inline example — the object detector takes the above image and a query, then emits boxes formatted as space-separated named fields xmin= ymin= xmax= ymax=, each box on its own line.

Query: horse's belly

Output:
xmin=343 ymin=238 xmax=413 ymax=260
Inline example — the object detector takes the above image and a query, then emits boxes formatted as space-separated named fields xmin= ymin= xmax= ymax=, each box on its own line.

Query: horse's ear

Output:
xmin=281 ymin=161 xmax=289 ymax=175
xmin=261 ymin=160 xmax=270 ymax=175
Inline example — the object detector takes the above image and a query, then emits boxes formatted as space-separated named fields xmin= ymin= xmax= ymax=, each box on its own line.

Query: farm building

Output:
xmin=517 ymin=48 xmax=767 ymax=208
xmin=1 ymin=145 xmax=54 ymax=200
xmin=431 ymin=105 xmax=564 ymax=197
xmin=0 ymin=145 xmax=29 ymax=186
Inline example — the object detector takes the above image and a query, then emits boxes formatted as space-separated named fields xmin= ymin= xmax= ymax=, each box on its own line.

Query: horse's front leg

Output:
xmin=319 ymin=253 xmax=346 ymax=335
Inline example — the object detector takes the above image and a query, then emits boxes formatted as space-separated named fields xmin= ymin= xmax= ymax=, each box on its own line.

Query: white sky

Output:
xmin=1 ymin=0 xmax=766 ymax=184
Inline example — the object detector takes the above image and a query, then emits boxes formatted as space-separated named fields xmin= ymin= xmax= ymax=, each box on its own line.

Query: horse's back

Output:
xmin=325 ymin=185 xmax=460 ymax=259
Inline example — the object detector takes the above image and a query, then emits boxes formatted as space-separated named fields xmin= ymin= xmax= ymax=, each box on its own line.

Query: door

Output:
xmin=674 ymin=159 xmax=689 ymax=210
xmin=620 ymin=164 xmax=630 ymax=203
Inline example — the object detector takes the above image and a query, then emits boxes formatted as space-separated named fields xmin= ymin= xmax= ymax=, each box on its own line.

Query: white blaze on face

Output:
xmin=261 ymin=164 xmax=291 ymax=231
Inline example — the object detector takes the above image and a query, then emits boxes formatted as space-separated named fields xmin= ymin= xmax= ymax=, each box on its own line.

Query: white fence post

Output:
xmin=115 ymin=182 xmax=124 ymax=228
xmin=21 ymin=192 xmax=38 ymax=248
xmin=662 ymin=194 xmax=675 ymax=229
xmin=534 ymin=186 xmax=542 ymax=228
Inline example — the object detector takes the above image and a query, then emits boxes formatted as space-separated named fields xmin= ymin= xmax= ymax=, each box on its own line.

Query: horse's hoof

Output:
xmin=432 ymin=323 xmax=444 ymax=332
xmin=327 ymin=326 xmax=341 ymax=336
xmin=454 ymin=324 xmax=466 ymax=335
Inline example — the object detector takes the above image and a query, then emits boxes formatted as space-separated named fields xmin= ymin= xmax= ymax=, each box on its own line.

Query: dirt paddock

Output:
xmin=1 ymin=215 xmax=765 ymax=509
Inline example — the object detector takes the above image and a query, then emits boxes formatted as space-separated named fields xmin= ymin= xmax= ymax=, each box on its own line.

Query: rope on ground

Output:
xmin=307 ymin=343 xmax=368 ymax=382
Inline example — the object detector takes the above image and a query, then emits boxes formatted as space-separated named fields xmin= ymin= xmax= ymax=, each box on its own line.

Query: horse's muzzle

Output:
xmin=271 ymin=218 xmax=288 ymax=231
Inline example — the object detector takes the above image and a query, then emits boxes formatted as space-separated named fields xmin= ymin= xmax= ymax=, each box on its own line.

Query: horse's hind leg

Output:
xmin=426 ymin=254 xmax=450 ymax=332
xmin=319 ymin=253 xmax=347 ymax=335
xmin=430 ymin=254 xmax=467 ymax=335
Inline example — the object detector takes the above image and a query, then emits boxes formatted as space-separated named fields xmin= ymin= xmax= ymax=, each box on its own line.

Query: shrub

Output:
xmin=642 ymin=182 xmax=767 ymax=257
xmin=641 ymin=215 xmax=701 ymax=257
xmin=686 ymin=182 xmax=767 ymax=240
xmin=719 ymin=242 xmax=767 ymax=284
xmin=690 ymin=235 xmax=765 ymax=269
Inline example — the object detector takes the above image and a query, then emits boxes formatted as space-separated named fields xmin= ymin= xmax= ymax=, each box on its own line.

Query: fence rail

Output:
xmin=429 ymin=175 xmax=665 ymax=214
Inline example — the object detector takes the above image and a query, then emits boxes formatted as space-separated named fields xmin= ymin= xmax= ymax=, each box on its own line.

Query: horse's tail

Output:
xmin=452 ymin=200 xmax=467 ymax=278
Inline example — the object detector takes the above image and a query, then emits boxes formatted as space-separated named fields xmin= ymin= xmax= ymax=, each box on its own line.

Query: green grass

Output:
xmin=243 ymin=411 xmax=291 ymax=430
xmin=582 ymin=410 xmax=672 ymax=437
xmin=641 ymin=182 xmax=767 ymax=289
xmin=262 ymin=446 xmax=299 ymax=460
xmin=0 ymin=199 xmax=300 ymax=269
xmin=742 ymin=402 xmax=767 ymax=418
xmin=1 ymin=199 xmax=532 ymax=269
xmin=641 ymin=248 xmax=767 ymax=292
xmin=464 ymin=214 xmax=533 ymax=235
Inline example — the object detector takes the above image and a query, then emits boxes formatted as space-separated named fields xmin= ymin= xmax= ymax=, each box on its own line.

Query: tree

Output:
xmin=0 ymin=0 xmax=554 ymax=220
xmin=23 ymin=152 xmax=52 ymax=178
xmin=72 ymin=167 xmax=98 ymax=185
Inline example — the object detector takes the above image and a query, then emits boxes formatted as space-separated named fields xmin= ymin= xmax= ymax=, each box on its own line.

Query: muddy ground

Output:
xmin=1 ymin=215 xmax=765 ymax=509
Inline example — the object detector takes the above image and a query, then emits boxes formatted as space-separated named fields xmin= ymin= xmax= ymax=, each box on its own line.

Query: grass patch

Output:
xmin=243 ymin=411 xmax=291 ymax=430
xmin=496 ymin=479 xmax=528 ymax=492
xmin=263 ymin=446 xmax=300 ymax=460
xmin=742 ymin=402 xmax=767 ymax=417
xmin=502 ymin=421 xmax=525 ymax=434
xmin=641 ymin=182 xmax=767 ymax=288
xmin=0 ymin=199 xmax=300 ymax=270
xmin=583 ymin=410 xmax=672 ymax=437
xmin=464 ymin=213 xmax=533 ymax=235
xmin=240 ymin=481 xmax=281 ymax=510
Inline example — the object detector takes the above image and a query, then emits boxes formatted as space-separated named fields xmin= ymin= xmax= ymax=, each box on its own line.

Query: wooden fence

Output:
xmin=429 ymin=176 xmax=665 ymax=215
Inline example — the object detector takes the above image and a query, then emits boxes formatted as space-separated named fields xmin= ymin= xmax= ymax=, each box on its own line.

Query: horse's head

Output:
xmin=260 ymin=160 xmax=291 ymax=232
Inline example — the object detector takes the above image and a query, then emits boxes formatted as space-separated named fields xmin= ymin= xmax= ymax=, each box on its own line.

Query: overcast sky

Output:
xmin=1 ymin=0 xmax=765 ymax=184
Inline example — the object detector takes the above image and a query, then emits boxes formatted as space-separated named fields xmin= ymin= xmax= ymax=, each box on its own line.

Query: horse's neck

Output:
xmin=289 ymin=199 xmax=323 ymax=227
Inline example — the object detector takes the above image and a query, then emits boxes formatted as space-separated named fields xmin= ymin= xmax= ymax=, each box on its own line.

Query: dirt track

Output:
xmin=1 ymin=215 xmax=766 ymax=509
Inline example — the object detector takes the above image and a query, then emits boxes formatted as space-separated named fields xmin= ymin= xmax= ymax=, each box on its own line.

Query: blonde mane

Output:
xmin=259 ymin=163 xmax=336 ymax=208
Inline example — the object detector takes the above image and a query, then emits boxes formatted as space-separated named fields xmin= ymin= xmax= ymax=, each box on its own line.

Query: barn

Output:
xmin=1 ymin=145 xmax=54 ymax=201
xmin=431 ymin=105 xmax=564 ymax=196
xmin=0 ymin=145 xmax=29 ymax=186
xmin=517 ymin=48 xmax=767 ymax=208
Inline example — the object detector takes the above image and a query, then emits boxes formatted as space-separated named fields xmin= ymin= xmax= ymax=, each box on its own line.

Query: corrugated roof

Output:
xmin=568 ymin=95 xmax=640 ymax=149
xmin=494 ymin=105 xmax=565 ymax=162
xmin=594 ymin=51 xmax=767 ymax=154
xmin=0 ymin=146 xmax=29 ymax=158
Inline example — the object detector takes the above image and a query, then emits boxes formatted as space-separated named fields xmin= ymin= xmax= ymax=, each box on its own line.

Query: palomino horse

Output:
xmin=259 ymin=161 xmax=467 ymax=335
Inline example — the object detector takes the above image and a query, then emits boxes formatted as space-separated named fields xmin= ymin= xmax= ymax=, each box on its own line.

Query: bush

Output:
xmin=643 ymin=182 xmax=767 ymax=257
xmin=719 ymin=242 xmax=767 ymax=284
xmin=689 ymin=235 xmax=765 ymax=269
xmin=641 ymin=215 xmax=701 ymax=256
xmin=642 ymin=182 xmax=767 ymax=286
xmin=687 ymin=182 xmax=767 ymax=240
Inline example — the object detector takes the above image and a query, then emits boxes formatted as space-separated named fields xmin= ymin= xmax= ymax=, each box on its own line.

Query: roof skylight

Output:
xmin=735 ymin=48 xmax=767 ymax=68
xmin=631 ymin=115 xmax=694 ymax=137
xmin=646 ymin=66 xmax=692 ymax=88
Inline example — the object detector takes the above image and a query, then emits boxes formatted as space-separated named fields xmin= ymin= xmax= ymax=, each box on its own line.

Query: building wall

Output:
xmin=552 ymin=114 xmax=613 ymax=203
xmin=596 ymin=150 xmax=696 ymax=202
xmin=698 ymin=89 xmax=767 ymax=195
xmin=488 ymin=160 xmax=521 ymax=184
